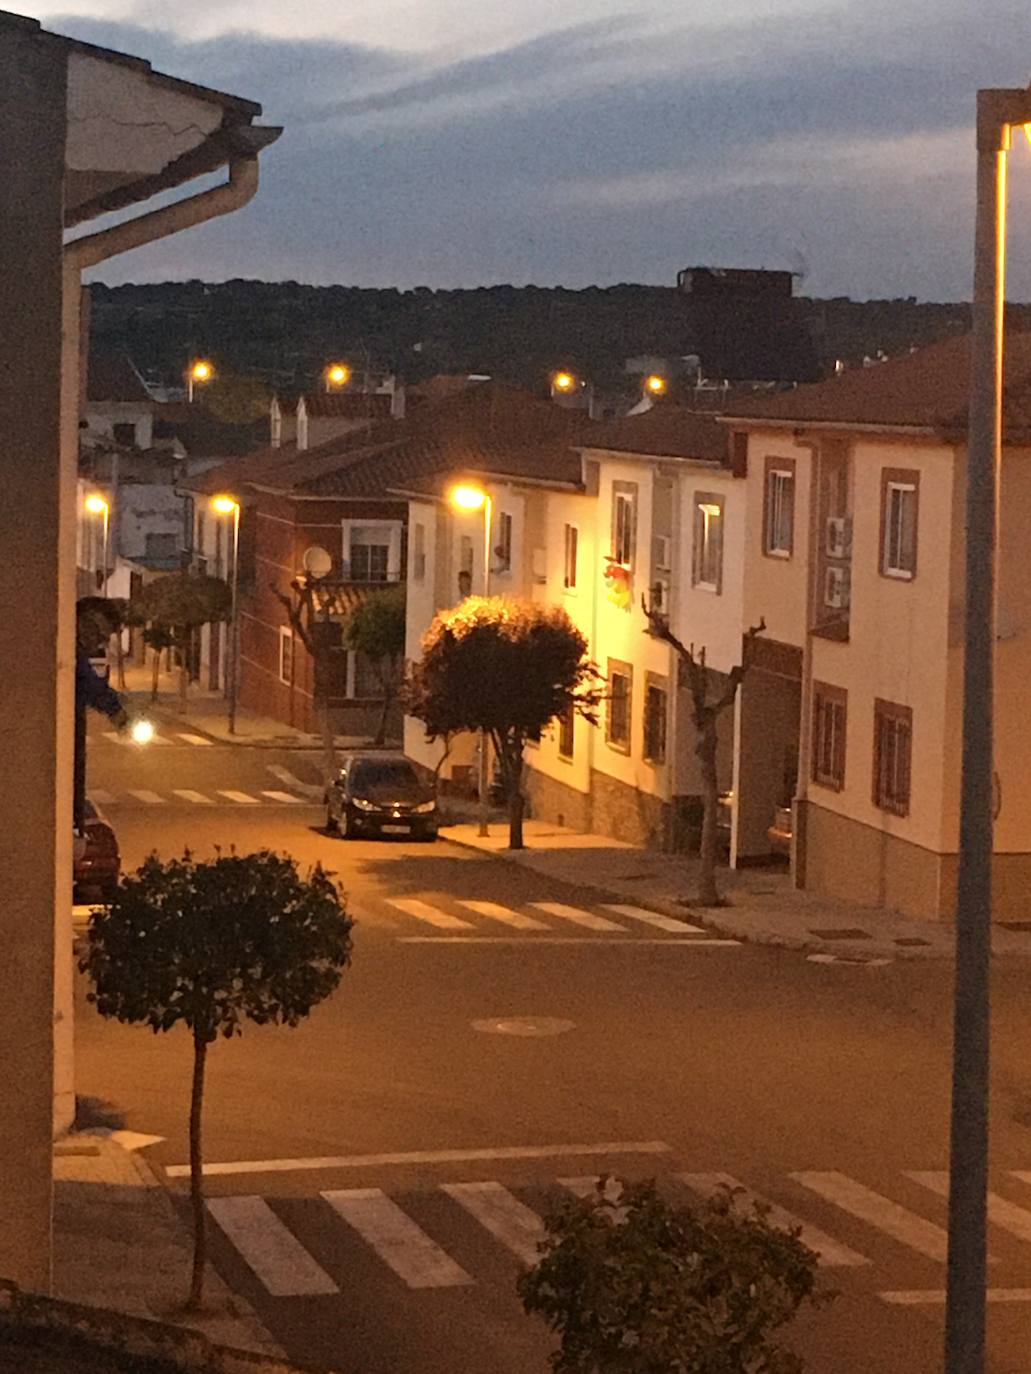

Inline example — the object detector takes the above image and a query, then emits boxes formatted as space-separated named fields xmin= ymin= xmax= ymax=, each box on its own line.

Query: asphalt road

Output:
xmin=73 ymin=717 xmax=1031 ymax=1374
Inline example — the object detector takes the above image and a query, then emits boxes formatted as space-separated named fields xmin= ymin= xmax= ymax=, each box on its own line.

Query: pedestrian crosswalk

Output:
xmin=102 ymin=730 xmax=214 ymax=747
xmin=199 ymin=1166 xmax=1031 ymax=1304
xmin=88 ymin=787 xmax=311 ymax=808
xmin=385 ymin=895 xmax=738 ymax=944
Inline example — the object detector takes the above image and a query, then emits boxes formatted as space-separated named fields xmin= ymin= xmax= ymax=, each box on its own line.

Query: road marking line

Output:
xmin=268 ymin=764 xmax=323 ymax=799
xmin=218 ymin=790 xmax=261 ymax=805
xmin=442 ymin=1181 xmax=544 ymax=1266
xmin=322 ymin=1189 xmax=472 ymax=1288
xmin=881 ymin=1289 xmax=1031 ymax=1306
xmin=206 ymin=1196 xmax=338 ymax=1296
xmin=127 ymin=789 xmax=165 ymax=804
xmin=529 ymin=902 xmax=626 ymax=932
xmin=388 ymin=898 xmax=474 ymax=930
xmin=178 ymin=733 xmax=213 ymax=745
xmin=561 ymin=1175 xmax=628 ymax=1220
xmin=262 ymin=790 xmax=306 ymax=804
xmin=89 ymin=789 xmax=115 ymax=805
xmin=601 ymin=904 xmax=704 ymax=934
xmin=173 ymin=790 xmax=213 ymax=805
xmin=396 ymin=937 xmax=741 ymax=946
xmin=679 ymin=1172 xmax=869 ymax=1267
xmin=790 ymin=1172 xmax=951 ymax=1261
xmin=909 ymin=1171 xmax=1031 ymax=1245
xmin=165 ymin=1140 xmax=672 ymax=1178
xmin=458 ymin=900 xmax=549 ymax=930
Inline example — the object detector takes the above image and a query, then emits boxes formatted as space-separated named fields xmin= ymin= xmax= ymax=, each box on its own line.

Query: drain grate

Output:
xmin=808 ymin=927 xmax=873 ymax=941
xmin=1000 ymin=921 xmax=1031 ymax=932
xmin=894 ymin=936 xmax=931 ymax=947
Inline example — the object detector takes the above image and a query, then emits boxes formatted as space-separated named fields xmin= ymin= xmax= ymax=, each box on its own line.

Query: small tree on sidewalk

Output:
xmin=343 ymin=586 xmax=406 ymax=746
xmin=79 ymin=850 xmax=353 ymax=1311
xmin=519 ymin=1178 xmax=826 ymax=1373
xmin=132 ymin=573 xmax=232 ymax=711
xmin=642 ymin=596 xmax=765 ymax=907
xmin=408 ymin=597 xmax=603 ymax=849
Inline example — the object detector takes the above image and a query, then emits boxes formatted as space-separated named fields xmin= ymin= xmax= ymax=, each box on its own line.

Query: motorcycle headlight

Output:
xmin=414 ymin=800 xmax=437 ymax=814
xmin=351 ymin=796 xmax=377 ymax=812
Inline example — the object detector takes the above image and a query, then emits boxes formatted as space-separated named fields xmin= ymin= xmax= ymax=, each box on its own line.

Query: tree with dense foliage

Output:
xmin=132 ymin=573 xmax=232 ymax=709
xmin=343 ymin=586 xmax=407 ymax=746
xmin=519 ymin=1178 xmax=826 ymax=1374
xmin=642 ymin=596 xmax=765 ymax=906
xmin=79 ymin=850 xmax=352 ymax=1310
xmin=407 ymin=597 xmax=603 ymax=849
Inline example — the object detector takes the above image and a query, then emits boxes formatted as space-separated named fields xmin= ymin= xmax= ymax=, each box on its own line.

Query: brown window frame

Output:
xmin=642 ymin=675 xmax=669 ymax=765
xmin=563 ymin=522 xmax=578 ymax=590
xmin=692 ymin=492 xmax=724 ymax=593
xmin=611 ymin=482 xmax=637 ymax=568
xmin=872 ymin=698 xmax=913 ymax=817
xmin=557 ymin=701 xmax=575 ymax=760
xmin=879 ymin=467 xmax=919 ymax=580
xmin=606 ymin=658 xmax=633 ymax=753
xmin=763 ymin=455 xmax=796 ymax=558
xmin=811 ymin=681 xmax=847 ymax=791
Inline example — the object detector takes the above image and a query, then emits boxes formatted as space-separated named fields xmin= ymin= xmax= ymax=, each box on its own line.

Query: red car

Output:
xmin=73 ymin=799 xmax=120 ymax=901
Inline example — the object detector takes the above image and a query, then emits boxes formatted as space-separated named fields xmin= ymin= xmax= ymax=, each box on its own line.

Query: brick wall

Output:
xmin=525 ymin=763 xmax=670 ymax=849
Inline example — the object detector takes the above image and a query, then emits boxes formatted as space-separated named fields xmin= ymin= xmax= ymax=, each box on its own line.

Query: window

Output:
xmin=113 ymin=422 xmax=136 ymax=447
xmin=612 ymin=485 xmax=636 ymax=566
xmin=881 ymin=469 xmax=919 ymax=579
xmin=144 ymin=531 xmax=178 ymax=562
xmin=351 ymin=651 xmax=382 ymax=699
xmin=350 ymin=540 xmax=390 ymax=582
xmin=558 ymin=702 xmax=575 ymax=759
xmin=413 ymin=522 xmax=426 ymax=581
xmin=194 ymin=509 xmax=205 ymax=558
xmin=812 ymin=682 xmax=847 ymax=791
xmin=606 ymin=659 xmax=632 ymax=751
xmin=278 ymin=627 xmax=294 ymax=685
xmin=873 ymin=699 xmax=912 ymax=816
xmin=563 ymin=523 xmax=578 ymax=590
xmin=460 ymin=535 xmax=474 ymax=575
xmin=764 ymin=458 xmax=795 ymax=557
xmin=343 ymin=520 xmax=401 ymax=582
xmin=643 ymin=678 xmax=668 ymax=764
xmin=692 ymin=494 xmax=724 ymax=591
xmin=495 ymin=512 xmax=513 ymax=571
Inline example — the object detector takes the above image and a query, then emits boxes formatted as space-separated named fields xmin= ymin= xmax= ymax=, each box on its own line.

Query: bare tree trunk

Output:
xmin=186 ymin=1035 xmax=208 ymax=1310
xmin=696 ymin=720 xmax=721 ymax=906
xmin=509 ymin=789 xmax=525 ymax=851
xmin=114 ymin=632 xmax=126 ymax=691
xmin=373 ymin=684 xmax=393 ymax=747
xmin=502 ymin=742 xmax=525 ymax=850
xmin=150 ymin=648 xmax=160 ymax=702
xmin=178 ymin=658 xmax=188 ymax=712
xmin=318 ymin=693 xmax=337 ymax=788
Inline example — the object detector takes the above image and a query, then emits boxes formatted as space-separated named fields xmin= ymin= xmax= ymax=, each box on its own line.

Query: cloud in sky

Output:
xmin=36 ymin=0 xmax=1031 ymax=299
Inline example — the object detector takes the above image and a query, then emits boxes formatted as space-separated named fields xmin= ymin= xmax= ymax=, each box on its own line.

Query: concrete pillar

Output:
xmin=0 ymin=20 xmax=69 ymax=1289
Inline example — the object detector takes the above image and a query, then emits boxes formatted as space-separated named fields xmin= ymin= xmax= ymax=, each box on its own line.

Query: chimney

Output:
xmin=270 ymin=395 xmax=282 ymax=448
xmin=390 ymin=380 xmax=406 ymax=420
xmin=296 ymin=395 xmax=309 ymax=451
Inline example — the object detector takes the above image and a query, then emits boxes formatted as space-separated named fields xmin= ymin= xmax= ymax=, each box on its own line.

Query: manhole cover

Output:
xmin=808 ymin=927 xmax=873 ymax=941
xmin=1000 ymin=921 xmax=1031 ymax=932
xmin=894 ymin=937 xmax=931 ymax=947
xmin=471 ymin=1016 xmax=575 ymax=1038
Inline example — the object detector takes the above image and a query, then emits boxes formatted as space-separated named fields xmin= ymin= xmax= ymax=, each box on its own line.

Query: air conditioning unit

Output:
xmin=824 ymin=565 xmax=851 ymax=610
xmin=652 ymin=534 xmax=672 ymax=572
xmin=825 ymin=515 xmax=852 ymax=559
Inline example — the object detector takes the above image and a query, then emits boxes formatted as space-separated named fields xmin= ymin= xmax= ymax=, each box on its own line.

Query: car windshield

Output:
xmin=350 ymin=760 xmax=421 ymax=792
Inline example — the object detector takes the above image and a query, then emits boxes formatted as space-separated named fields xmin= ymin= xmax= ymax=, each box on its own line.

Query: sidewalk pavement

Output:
xmin=442 ymin=818 xmax=1031 ymax=962
xmin=52 ymin=1131 xmax=286 ymax=1361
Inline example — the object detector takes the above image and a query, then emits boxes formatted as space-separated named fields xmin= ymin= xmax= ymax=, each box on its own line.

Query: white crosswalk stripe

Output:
xmin=127 ymin=789 xmax=165 ymax=804
xmin=602 ymin=904 xmax=706 ymax=934
xmin=387 ymin=898 xmax=474 ymax=930
xmin=261 ymin=790 xmax=306 ymax=804
xmin=207 ymin=1196 xmax=338 ymax=1297
xmin=268 ymin=764 xmax=323 ymax=799
xmin=217 ymin=790 xmax=261 ymax=805
xmin=177 ymin=733 xmax=213 ymax=745
xmin=458 ymin=900 xmax=549 ymax=930
xmin=529 ymin=902 xmax=626 ymax=932
xmin=909 ymin=1171 xmax=1031 ymax=1245
xmin=790 ymin=1171 xmax=952 ymax=1262
xmin=441 ymin=1181 xmax=545 ymax=1266
xmin=679 ymin=1172 xmax=869 ymax=1267
xmin=322 ymin=1189 xmax=472 ymax=1289
xmin=173 ymin=789 xmax=214 ymax=805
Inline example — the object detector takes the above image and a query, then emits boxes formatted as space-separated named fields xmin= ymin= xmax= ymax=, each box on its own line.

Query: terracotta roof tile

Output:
xmin=581 ymin=401 xmax=736 ymax=461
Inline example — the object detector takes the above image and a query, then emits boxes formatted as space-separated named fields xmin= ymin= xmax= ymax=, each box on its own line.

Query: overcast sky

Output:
xmin=30 ymin=0 xmax=1031 ymax=299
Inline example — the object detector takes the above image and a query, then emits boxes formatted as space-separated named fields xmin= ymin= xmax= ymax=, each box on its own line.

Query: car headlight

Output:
xmin=351 ymin=797 xmax=377 ymax=812
xmin=413 ymin=800 xmax=437 ymax=814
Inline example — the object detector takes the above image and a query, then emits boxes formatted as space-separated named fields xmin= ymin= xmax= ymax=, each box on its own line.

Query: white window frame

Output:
xmin=341 ymin=519 xmax=402 ymax=583
xmin=495 ymin=511 xmax=513 ymax=572
xmin=882 ymin=481 xmax=917 ymax=580
xmin=692 ymin=497 xmax=723 ymax=592
xmin=765 ymin=467 xmax=794 ymax=558
xmin=278 ymin=626 xmax=293 ymax=684
xmin=613 ymin=489 xmax=635 ymax=567
xmin=563 ymin=523 xmax=578 ymax=591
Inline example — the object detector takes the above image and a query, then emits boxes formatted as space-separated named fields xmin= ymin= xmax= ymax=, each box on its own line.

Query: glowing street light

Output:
xmin=84 ymin=493 xmax=110 ymax=594
xmin=644 ymin=373 xmax=667 ymax=396
xmin=551 ymin=370 xmax=577 ymax=394
xmin=448 ymin=481 xmax=493 ymax=836
xmin=325 ymin=362 xmax=351 ymax=390
xmin=129 ymin=718 xmax=155 ymax=745
xmin=211 ymin=494 xmax=241 ymax=735
xmin=187 ymin=358 xmax=214 ymax=402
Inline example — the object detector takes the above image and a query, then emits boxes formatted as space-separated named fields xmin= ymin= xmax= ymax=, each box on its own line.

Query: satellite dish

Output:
xmin=302 ymin=545 xmax=333 ymax=579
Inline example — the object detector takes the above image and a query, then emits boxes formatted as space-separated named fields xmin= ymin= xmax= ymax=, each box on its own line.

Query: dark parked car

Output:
xmin=326 ymin=754 xmax=438 ymax=841
xmin=73 ymin=799 xmax=120 ymax=900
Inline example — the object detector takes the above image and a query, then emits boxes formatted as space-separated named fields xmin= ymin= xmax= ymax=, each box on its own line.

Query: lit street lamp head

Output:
xmin=325 ymin=363 xmax=351 ymax=388
xmin=645 ymin=374 xmax=667 ymax=395
xmin=450 ymin=484 xmax=488 ymax=511
xmin=129 ymin=718 xmax=154 ymax=745
xmin=84 ymin=494 xmax=108 ymax=515
xmin=190 ymin=360 xmax=214 ymax=383
xmin=552 ymin=370 xmax=576 ymax=393
xmin=211 ymin=494 xmax=239 ymax=515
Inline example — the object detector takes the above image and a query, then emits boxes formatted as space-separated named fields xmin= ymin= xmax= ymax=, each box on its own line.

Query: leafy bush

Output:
xmin=518 ymin=1179 xmax=827 ymax=1373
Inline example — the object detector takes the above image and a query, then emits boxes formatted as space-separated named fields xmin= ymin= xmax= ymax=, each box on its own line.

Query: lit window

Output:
xmin=606 ymin=660 xmax=632 ymax=751
xmin=812 ymin=683 xmax=846 ymax=791
xmin=764 ymin=462 xmax=795 ymax=557
xmin=881 ymin=472 xmax=919 ymax=579
xmin=563 ymin=524 xmax=578 ymax=590
xmin=873 ymin=699 xmax=912 ymax=816
xmin=643 ymin=680 xmax=668 ymax=764
xmin=692 ymin=496 xmax=723 ymax=591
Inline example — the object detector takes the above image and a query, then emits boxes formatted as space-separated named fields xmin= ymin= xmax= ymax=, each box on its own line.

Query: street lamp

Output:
xmin=187 ymin=358 xmax=214 ymax=403
xmin=644 ymin=373 xmax=667 ymax=396
xmin=551 ymin=370 xmax=577 ymax=395
xmin=324 ymin=362 xmax=351 ymax=390
xmin=84 ymin=493 xmax=109 ymax=594
xmin=449 ymin=482 xmax=492 ymax=838
xmin=945 ymin=88 xmax=1031 ymax=1374
xmin=212 ymin=494 xmax=241 ymax=735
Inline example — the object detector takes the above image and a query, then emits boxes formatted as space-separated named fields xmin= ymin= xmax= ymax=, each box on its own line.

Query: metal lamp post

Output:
xmin=187 ymin=358 xmax=214 ymax=403
xmin=84 ymin=493 xmax=109 ymax=594
xmin=450 ymin=484 xmax=493 ymax=837
xmin=212 ymin=495 xmax=241 ymax=735
xmin=945 ymin=87 xmax=1031 ymax=1374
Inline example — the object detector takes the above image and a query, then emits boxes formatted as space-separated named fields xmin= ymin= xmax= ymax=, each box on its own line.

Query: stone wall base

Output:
xmin=525 ymin=765 xmax=670 ymax=850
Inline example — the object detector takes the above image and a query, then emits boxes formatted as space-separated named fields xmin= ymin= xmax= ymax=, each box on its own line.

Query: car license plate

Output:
xmin=382 ymin=824 xmax=409 ymax=834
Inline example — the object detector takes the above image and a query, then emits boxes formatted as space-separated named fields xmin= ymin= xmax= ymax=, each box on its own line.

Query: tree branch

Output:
xmin=272 ymin=580 xmax=315 ymax=656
